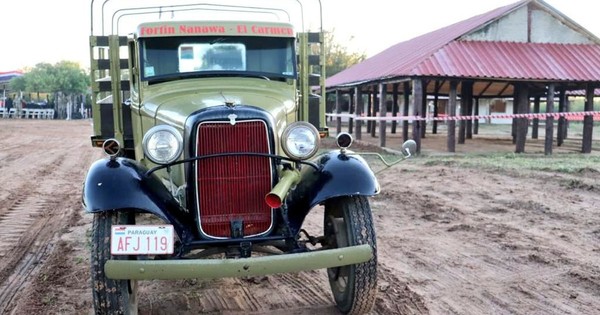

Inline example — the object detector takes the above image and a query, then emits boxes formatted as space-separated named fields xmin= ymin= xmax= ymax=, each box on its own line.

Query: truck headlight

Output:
xmin=281 ymin=122 xmax=320 ymax=160
xmin=142 ymin=125 xmax=183 ymax=164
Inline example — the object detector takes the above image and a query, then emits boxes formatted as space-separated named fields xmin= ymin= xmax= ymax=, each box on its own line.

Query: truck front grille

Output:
xmin=195 ymin=120 xmax=273 ymax=238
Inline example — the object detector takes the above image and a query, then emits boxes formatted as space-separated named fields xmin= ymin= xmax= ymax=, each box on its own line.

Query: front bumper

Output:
xmin=105 ymin=244 xmax=372 ymax=280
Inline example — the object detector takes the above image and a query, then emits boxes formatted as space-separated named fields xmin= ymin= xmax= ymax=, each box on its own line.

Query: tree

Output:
xmin=9 ymin=61 xmax=90 ymax=118
xmin=51 ymin=61 xmax=89 ymax=95
xmin=324 ymin=30 xmax=366 ymax=78
xmin=9 ymin=61 xmax=89 ymax=98
xmin=24 ymin=63 xmax=54 ymax=100
xmin=9 ymin=75 xmax=26 ymax=93
xmin=51 ymin=61 xmax=90 ymax=119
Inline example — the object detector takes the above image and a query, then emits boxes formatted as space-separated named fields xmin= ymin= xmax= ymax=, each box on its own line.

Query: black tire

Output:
xmin=324 ymin=196 xmax=377 ymax=315
xmin=91 ymin=211 xmax=138 ymax=315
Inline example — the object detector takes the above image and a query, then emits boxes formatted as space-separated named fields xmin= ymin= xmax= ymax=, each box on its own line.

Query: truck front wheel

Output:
xmin=91 ymin=211 xmax=138 ymax=315
xmin=324 ymin=196 xmax=377 ymax=315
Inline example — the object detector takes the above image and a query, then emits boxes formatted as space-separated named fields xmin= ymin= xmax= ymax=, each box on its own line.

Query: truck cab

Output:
xmin=84 ymin=2 xmax=380 ymax=314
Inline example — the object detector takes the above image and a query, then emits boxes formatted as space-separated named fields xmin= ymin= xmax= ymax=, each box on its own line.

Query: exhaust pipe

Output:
xmin=265 ymin=169 xmax=300 ymax=208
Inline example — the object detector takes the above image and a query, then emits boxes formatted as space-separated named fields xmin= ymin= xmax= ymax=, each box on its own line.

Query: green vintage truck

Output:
xmin=83 ymin=1 xmax=390 ymax=314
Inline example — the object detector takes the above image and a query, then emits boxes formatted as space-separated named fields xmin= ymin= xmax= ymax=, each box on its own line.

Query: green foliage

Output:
xmin=9 ymin=75 xmax=26 ymax=92
xmin=26 ymin=62 xmax=54 ymax=94
xmin=9 ymin=61 xmax=89 ymax=96
xmin=566 ymin=97 xmax=600 ymax=112
xmin=324 ymin=30 xmax=366 ymax=78
xmin=52 ymin=61 xmax=90 ymax=95
xmin=535 ymin=97 xmax=600 ymax=113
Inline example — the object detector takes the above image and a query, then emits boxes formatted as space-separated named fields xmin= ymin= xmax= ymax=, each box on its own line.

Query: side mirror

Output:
xmin=401 ymin=140 xmax=417 ymax=157
xmin=360 ymin=139 xmax=416 ymax=169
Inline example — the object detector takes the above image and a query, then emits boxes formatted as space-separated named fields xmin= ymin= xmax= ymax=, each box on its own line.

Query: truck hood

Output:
xmin=140 ymin=78 xmax=296 ymax=127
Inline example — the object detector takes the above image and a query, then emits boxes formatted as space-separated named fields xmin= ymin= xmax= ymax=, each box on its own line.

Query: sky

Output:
xmin=1 ymin=0 xmax=600 ymax=72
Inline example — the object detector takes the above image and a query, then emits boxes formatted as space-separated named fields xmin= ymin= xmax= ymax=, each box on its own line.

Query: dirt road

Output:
xmin=0 ymin=119 xmax=598 ymax=314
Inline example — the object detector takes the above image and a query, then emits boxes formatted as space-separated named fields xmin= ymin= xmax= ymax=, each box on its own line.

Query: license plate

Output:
xmin=111 ymin=225 xmax=174 ymax=255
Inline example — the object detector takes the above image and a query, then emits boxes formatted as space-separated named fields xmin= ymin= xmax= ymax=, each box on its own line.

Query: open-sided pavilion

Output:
xmin=325 ymin=0 xmax=600 ymax=154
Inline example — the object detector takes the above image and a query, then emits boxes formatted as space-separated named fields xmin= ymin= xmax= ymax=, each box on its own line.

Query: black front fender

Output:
xmin=286 ymin=150 xmax=379 ymax=233
xmin=82 ymin=158 xmax=186 ymax=228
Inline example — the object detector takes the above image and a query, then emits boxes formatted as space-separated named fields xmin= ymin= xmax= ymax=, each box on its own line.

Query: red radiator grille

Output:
xmin=195 ymin=120 xmax=273 ymax=238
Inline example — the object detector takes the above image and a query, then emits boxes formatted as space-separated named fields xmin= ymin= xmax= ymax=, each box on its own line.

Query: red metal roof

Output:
xmin=414 ymin=41 xmax=600 ymax=81
xmin=325 ymin=0 xmax=600 ymax=88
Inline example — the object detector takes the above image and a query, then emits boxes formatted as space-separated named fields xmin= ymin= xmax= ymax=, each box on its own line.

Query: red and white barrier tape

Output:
xmin=326 ymin=111 xmax=600 ymax=122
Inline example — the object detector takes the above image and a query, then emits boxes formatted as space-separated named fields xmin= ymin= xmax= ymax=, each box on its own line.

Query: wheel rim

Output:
xmin=325 ymin=215 xmax=351 ymax=295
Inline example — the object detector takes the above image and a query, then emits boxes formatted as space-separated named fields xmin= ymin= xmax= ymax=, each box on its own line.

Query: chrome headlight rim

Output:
xmin=142 ymin=125 xmax=183 ymax=164
xmin=281 ymin=121 xmax=320 ymax=160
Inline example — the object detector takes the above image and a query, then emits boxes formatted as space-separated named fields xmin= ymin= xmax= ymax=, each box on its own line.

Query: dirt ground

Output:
xmin=0 ymin=119 xmax=599 ymax=315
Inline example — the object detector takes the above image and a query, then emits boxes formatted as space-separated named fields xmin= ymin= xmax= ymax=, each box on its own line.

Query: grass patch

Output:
xmin=414 ymin=153 xmax=600 ymax=173
xmin=319 ymin=135 xmax=600 ymax=174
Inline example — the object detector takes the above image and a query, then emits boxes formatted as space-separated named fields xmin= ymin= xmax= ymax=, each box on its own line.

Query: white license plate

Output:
xmin=111 ymin=225 xmax=174 ymax=255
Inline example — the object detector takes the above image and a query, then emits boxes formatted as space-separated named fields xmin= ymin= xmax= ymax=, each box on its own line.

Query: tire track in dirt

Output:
xmin=0 ymin=120 xmax=103 ymax=314
xmin=0 ymin=152 xmax=81 ymax=314
xmin=138 ymin=271 xmax=336 ymax=314
xmin=141 ymin=263 xmax=426 ymax=314
xmin=0 ymin=199 xmax=47 ymax=254
xmin=0 ymin=157 xmax=64 ymax=219
xmin=0 ymin=153 xmax=66 ymax=256
xmin=261 ymin=271 xmax=333 ymax=308
xmin=374 ymin=265 xmax=429 ymax=315
xmin=0 ymin=195 xmax=60 ymax=314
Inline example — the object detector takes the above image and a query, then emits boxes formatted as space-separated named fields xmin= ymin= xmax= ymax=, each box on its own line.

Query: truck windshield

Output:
xmin=140 ymin=36 xmax=296 ymax=82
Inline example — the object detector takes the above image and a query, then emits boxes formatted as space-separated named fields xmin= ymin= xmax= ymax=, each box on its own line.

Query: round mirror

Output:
xmin=401 ymin=139 xmax=417 ymax=155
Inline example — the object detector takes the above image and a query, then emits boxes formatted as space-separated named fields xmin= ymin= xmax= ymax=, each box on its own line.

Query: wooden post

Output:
xmin=379 ymin=83 xmax=387 ymax=147
xmin=433 ymin=81 xmax=440 ymax=134
xmin=412 ymin=79 xmax=423 ymax=153
xmin=335 ymin=89 xmax=342 ymax=135
xmin=448 ymin=81 xmax=457 ymax=152
xmin=512 ymin=85 xmax=518 ymax=144
xmin=371 ymin=87 xmax=378 ymax=138
xmin=366 ymin=92 xmax=372 ymax=134
xmin=582 ymin=85 xmax=595 ymax=153
xmin=532 ymin=96 xmax=540 ymax=139
xmin=402 ymin=82 xmax=410 ymax=142
xmin=420 ymin=81 xmax=427 ymax=139
xmin=458 ymin=82 xmax=467 ymax=144
xmin=391 ymin=83 xmax=399 ymax=134
xmin=465 ymin=82 xmax=473 ymax=139
xmin=355 ymin=87 xmax=363 ymax=140
xmin=557 ymin=87 xmax=566 ymax=146
xmin=474 ymin=98 xmax=479 ymax=135
xmin=515 ymin=83 xmax=529 ymax=153
xmin=348 ymin=90 xmax=354 ymax=134
xmin=544 ymin=84 xmax=555 ymax=155
xmin=564 ymin=96 xmax=570 ymax=140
